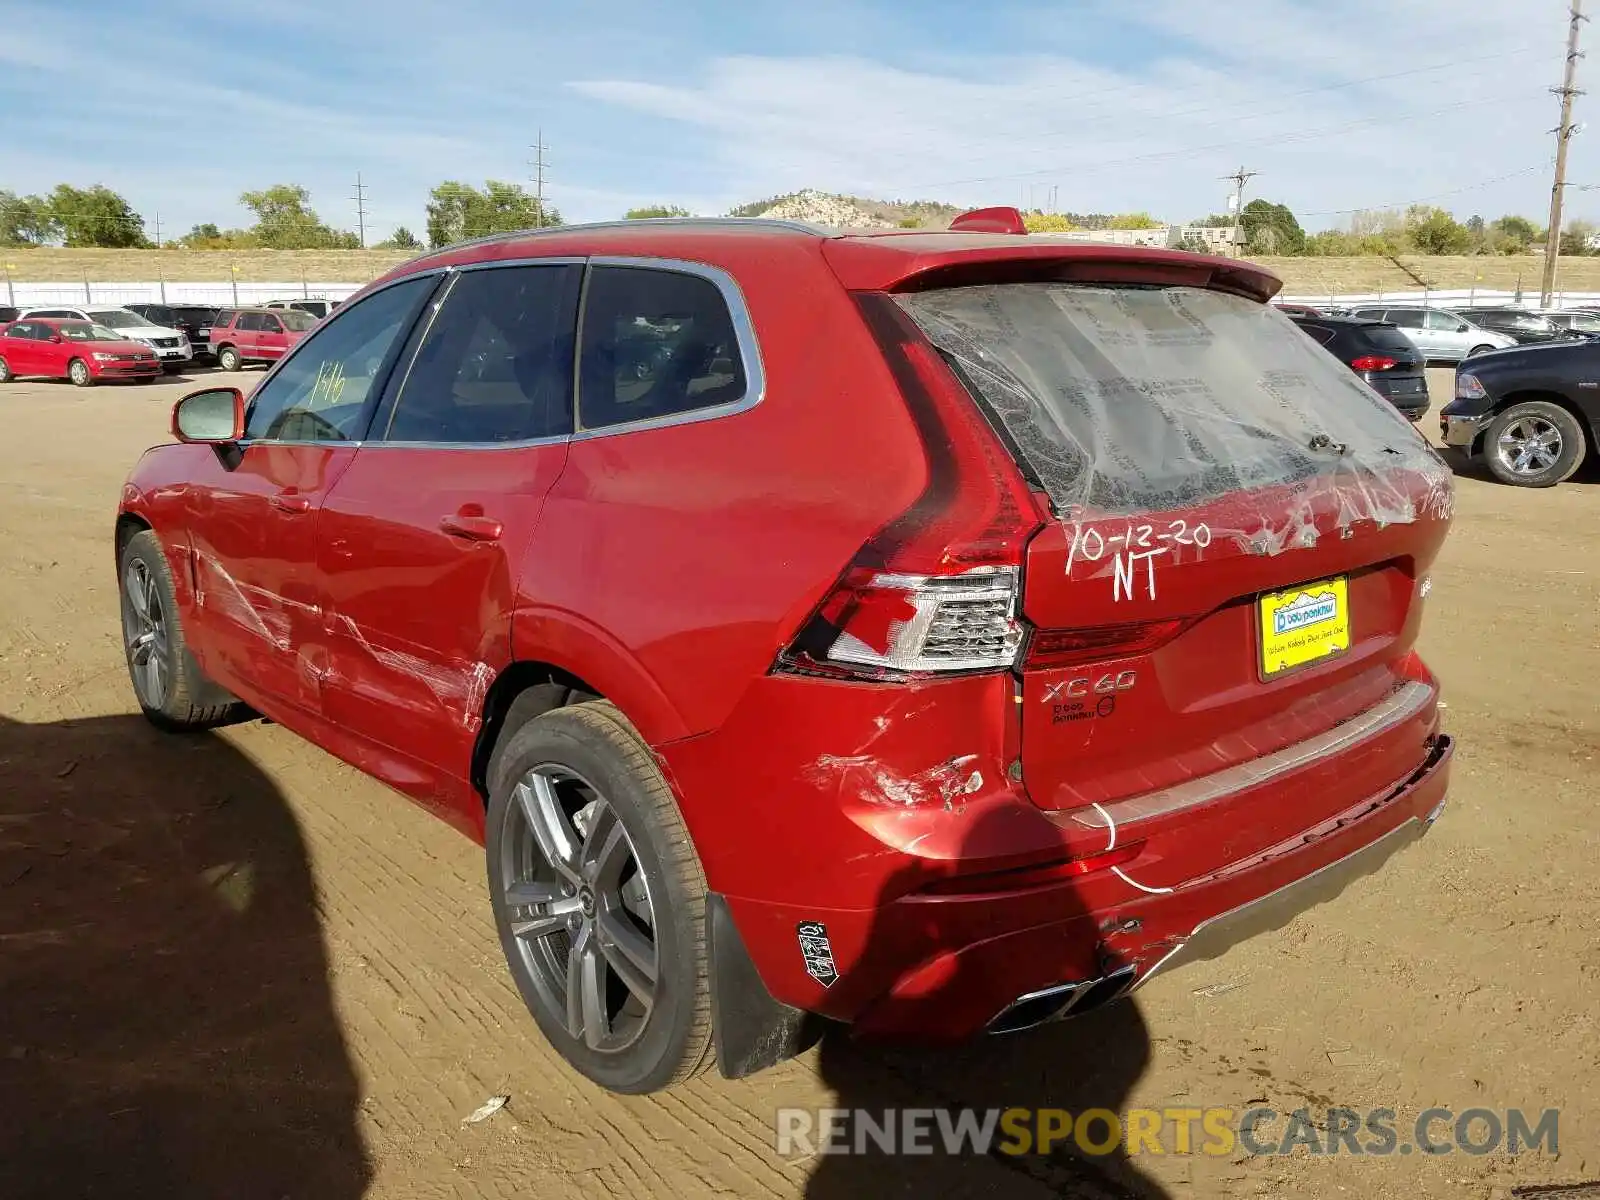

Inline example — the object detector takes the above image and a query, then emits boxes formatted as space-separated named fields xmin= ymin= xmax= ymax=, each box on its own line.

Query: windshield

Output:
xmin=91 ymin=311 xmax=144 ymax=329
xmin=898 ymin=283 xmax=1438 ymax=515
xmin=58 ymin=322 xmax=124 ymax=342
xmin=279 ymin=310 xmax=317 ymax=331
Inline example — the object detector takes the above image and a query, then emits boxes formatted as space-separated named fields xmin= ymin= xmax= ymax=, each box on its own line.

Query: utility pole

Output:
xmin=352 ymin=173 xmax=369 ymax=249
xmin=153 ymin=212 xmax=162 ymax=249
xmin=1222 ymin=166 xmax=1259 ymax=257
xmin=1543 ymin=0 xmax=1587 ymax=307
xmin=529 ymin=131 xmax=549 ymax=227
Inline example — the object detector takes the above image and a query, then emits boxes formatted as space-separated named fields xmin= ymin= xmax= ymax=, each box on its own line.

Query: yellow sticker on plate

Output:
xmin=1259 ymin=577 xmax=1351 ymax=677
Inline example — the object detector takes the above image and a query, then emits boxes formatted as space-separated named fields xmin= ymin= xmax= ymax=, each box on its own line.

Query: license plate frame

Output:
xmin=1257 ymin=576 xmax=1351 ymax=679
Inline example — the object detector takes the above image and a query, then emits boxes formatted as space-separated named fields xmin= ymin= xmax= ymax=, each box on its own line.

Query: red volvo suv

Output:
xmin=115 ymin=211 xmax=1455 ymax=1094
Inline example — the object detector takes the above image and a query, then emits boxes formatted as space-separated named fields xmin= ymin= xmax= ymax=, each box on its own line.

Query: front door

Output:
xmin=316 ymin=261 xmax=583 ymax=799
xmin=1425 ymin=308 xmax=1471 ymax=358
xmin=184 ymin=276 xmax=440 ymax=715
xmin=257 ymin=313 xmax=289 ymax=360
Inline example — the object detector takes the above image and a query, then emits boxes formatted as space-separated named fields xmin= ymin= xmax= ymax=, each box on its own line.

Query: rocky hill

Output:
xmin=741 ymin=189 xmax=963 ymax=229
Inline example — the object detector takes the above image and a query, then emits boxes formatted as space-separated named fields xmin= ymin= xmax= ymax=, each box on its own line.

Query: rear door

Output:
xmin=316 ymin=261 xmax=582 ymax=792
xmin=895 ymin=283 xmax=1450 ymax=865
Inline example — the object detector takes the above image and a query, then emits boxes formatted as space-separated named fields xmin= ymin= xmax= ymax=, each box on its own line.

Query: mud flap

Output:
xmin=708 ymin=893 xmax=826 ymax=1079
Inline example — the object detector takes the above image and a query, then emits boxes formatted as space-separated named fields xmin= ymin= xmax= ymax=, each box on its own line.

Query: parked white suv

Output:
xmin=1346 ymin=305 xmax=1515 ymax=364
xmin=19 ymin=306 xmax=192 ymax=371
xmin=263 ymin=297 xmax=341 ymax=320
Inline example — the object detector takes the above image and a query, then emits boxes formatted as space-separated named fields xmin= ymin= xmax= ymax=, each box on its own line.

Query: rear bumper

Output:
xmin=847 ymin=734 xmax=1451 ymax=1039
xmin=664 ymin=665 xmax=1452 ymax=1043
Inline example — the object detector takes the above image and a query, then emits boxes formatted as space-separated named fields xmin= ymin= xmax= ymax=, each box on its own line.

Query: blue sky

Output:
xmin=0 ymin=0 xmax=1587 ymax=242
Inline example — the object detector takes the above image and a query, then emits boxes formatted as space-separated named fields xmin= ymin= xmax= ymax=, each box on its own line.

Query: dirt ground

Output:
xmin=0 ymin=369 xmax=1595 ymax=1200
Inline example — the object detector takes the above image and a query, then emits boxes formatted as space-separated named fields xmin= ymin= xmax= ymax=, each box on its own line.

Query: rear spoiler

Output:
xmin=824 ymin=207 xmax=1282 ymax=304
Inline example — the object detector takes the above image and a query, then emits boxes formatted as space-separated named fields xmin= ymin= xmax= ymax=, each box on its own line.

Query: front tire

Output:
xmin=485 ymin=700 xmax=714 ymax=1095
xmin=0 ymin=356 xmax=12 ymax=382
xmin=68 ymin=358 xmax=94 ymax=387
xmin=118 ymin=529 xmax=246 ymax=730
xmin=217 ymin=345 xmax=241 ymax=372
xmin=1467 ymin=344 xmax=1496 ymax=358
xmin=1485 ymin=400 xmax=1586 ymax=487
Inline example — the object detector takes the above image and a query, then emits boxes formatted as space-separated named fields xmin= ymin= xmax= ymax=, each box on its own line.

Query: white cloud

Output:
xmin=571 ymin=0 xmax=1585 ymax=226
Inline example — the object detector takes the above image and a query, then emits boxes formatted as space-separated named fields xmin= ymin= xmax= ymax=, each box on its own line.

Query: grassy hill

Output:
xmin=5 ymin=245 xmax=1597 ymax=297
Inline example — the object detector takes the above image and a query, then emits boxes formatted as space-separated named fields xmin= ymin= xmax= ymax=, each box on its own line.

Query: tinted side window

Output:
xmin=383 ymin=264 xmax=581 ymax=444
xmin=240 ymin=312 xmax=268 ymax=331
xmin=1294 ymin=321 xmax=1337 ymax=346
xmin=244 ymin=277 xmax=434 ymax=442
xmin=578 ymin=265 xmax=749 ymax=430
xmin=212 ymin=311 xmax=235 ymax=329
xmin=260 ymin=315 xmax=284 ymax=334
xmin=1386 ymin=309 xmax=1424 ymax=329
xmin=1426 ymin=309 xmax=1467 ymax=331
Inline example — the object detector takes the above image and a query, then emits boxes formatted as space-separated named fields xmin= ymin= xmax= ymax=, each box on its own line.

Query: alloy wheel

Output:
xmin=1496 ymin=416 xmax=1563 ymax=477
xmin=501 ymin=765 xmax=659 ymax=1054
xmin=70 ymin=360 xmax=90 ymax=386
xmin=121 ymin=559 xmax=169 ymax=708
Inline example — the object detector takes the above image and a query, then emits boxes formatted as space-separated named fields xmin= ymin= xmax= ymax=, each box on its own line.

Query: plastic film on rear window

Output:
xmin=896 ymin=283 xmax=1452 ymax=537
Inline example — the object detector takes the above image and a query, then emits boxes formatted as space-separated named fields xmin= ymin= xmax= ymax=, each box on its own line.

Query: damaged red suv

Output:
xmin=115 ymin=211 xmax=1455 ymax=1094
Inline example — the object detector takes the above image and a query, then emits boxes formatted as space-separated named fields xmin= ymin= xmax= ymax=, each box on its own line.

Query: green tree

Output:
xmin=1404 ymin=205 xmax=1472 ymax=255
xmin=1106 ymin=212 xmax=1161 ymax=229
xmin=239 ymin=184 xmax=357 ymax=249
xmin=624 ymin=205 xmax=691 ymax=220
xmin=1488 ymin=214 xmax=1538 ymax=254
xmin=1560 ymin=219 xmax=1597 ymax=256
xmin=1022 ymin=212 xmax=1080 ymax=232
xmin=1175 ymin=234 xmax=1211 ymax=253
xmin=0 ymin=190 xmax=59 ymax=245
xmin=48 ymin=184 xmax=149 ymax=247
xmin=1190 ymin=213 xmax=1235 ymax=228
xmin=379 ymin=226 xmax=421 ymax=249
xmin=182 ymin=224 xmax=258 ymax=249
xmin=426 ymin=180 xmax=561 ymax=248
xmin=1239 ymin=199 xmax=1305 ymax=255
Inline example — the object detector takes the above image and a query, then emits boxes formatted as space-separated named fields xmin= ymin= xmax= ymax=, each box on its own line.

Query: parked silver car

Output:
xmin=1346 ymin=305 xmax=1516 ymax=364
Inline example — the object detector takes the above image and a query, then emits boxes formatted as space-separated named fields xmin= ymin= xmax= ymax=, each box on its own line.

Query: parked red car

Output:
xmin=209 ymin=307 xmax=316 ymax=371
xmin=114 ymin=213 xmax=1455 ymax=1095
xmin=0 ymin=317 xmax=161 ymax=385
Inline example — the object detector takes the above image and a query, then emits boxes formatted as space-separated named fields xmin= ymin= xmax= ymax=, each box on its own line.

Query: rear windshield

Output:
xmin=897 ymin=283 xmax=1435 ymax=515
xmin=1355 ymin=324 xmax=1419 ymax=355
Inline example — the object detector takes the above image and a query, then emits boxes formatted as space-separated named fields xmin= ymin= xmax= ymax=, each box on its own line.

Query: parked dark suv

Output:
xmin=126 ymin=303 xmax=222 ymax=364
xmin=1291 ymin=314 xmax=1431 ymax=421
xmin=115 ymin=212 xmax=1455 ymax=1094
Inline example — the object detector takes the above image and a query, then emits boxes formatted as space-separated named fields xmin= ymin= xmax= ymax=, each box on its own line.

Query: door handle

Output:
xmin=270 ymin=493 xmax=312 ymax=514
xmin=439 ymin=513 xmax=503 ymax=542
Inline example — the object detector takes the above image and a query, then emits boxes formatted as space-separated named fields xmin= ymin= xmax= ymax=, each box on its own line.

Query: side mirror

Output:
xmin=172 ymin=387 xmax=246 ymax=444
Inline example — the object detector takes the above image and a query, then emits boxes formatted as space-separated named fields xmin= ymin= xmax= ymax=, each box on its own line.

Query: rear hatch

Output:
xmin=894 ymin=282 xmax=1452 ymax=832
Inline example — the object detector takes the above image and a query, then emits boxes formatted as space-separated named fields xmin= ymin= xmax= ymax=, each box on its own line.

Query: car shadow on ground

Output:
xmin=799 ymin=805 xmax=1171 ymax=1200
xmin=0 ymin=712 xmax=371 ymax=1200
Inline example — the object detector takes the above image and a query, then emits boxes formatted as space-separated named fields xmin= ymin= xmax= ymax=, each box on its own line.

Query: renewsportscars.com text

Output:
xmin=774 ymin=1106 xmax=1560 ymax=1159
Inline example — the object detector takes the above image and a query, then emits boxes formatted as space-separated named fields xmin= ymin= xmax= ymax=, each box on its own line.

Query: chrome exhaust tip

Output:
xmin=985 ymin=965 xmax=1139 ymax=1035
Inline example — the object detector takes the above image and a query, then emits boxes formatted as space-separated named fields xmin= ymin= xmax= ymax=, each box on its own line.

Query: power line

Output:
xmin=352 ymin=173 xmax=369 ymax=250
xmin=1544 ymin=0 xmax=1588 ymax=306
xmin=908 ymin=91 xmax=1537 ymax=191
xmin=1300 ymin=164 xmax=1548 ymax=218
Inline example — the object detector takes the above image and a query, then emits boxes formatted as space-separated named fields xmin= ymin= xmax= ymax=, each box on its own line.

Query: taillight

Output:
xmin=775 ymin=293 xmax=1047 ymax=680
xmin=1350 ymin=355 xmax=1397 ymax=371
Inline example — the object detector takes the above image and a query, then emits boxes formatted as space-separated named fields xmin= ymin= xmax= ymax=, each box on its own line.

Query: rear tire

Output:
xmin=118 ymin=529 xmax=248 ymax=730
xmin=217 ymin=345 xmax=241 ymax=372
xmin=485 ymin=700 xmax=714 ymax=1095
xmin=1485 ymin=400 xmax=1586 ymax=487
xmin=1467 ymin=344 xmax=1496 ymax=358
xmin=68 ymin=358 xmax=93 ymax=387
